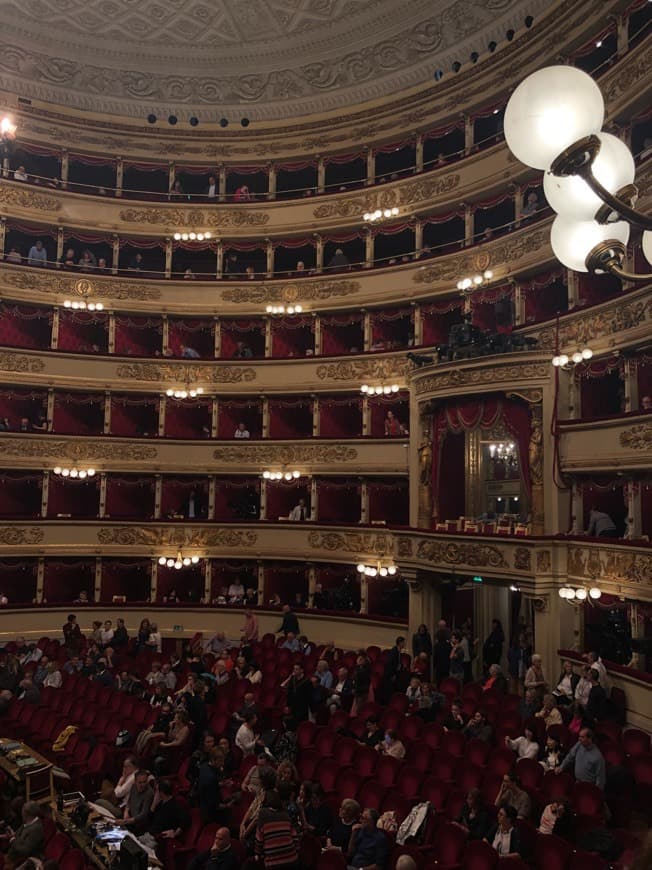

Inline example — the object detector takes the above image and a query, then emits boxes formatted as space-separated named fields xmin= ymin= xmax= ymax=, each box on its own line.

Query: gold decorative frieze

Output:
xmin=311 ymin=175 xmax=461 ymax=220
xmin=0 ymin=183 xmax=61 ymax=212
xmin=316 ymin=358 xmax=409 ymax=381
xmin=119 ymin=208 xmax=270 ymax=228
xmin=222 ymin=279 xmax=360 ymax=304
xmin=396 ymin=537 xmax=414 ymax=558
xmin=568 ymin=545 xmax=652 ymax=585
xmin=619 ymin=423 xmax=652 ymax=451
xmin=537 ymin=297 xmax=651 ymax=350
xmin=0 ymin=351 xmax=45 ymax=373
xmin=514 ymin=547 xmax=531 ymax=571
xmin=308 ymin=530 xmax=394 ymax=556
xmin=414 ymin=362 xmax=549 ymax=396
xmin=415 ymin=539 xmax=508 ymax=568
xmin=115 ymin=363 xmax=256 ymax=384
xmin=1 ymin=268 xmax=162 ymax=301
xmin=0 ymin=528 xmax=44 ymax=545
xmin=213 ymin=444 xmax=357 ymax=464
xmin=398 ymin=175 xmax=461 ymax=205
xmin=97 ymin=526 xmax=257 ymax=548
xmin=536 ymin=550 xmax=551 ymax=572
xmin=0 ymin=437 xmax=157 ymax=462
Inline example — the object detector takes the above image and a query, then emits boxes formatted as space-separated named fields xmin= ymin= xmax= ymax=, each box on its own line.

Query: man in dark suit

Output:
xmin=277 ymin=604 xmax=299 ymax=636
xmin=189 ymin=827 xmax=238 ymax=870
xmin=5 ymin=801 xmax=45 ymax=869
xmin=282 ymin=663 xmax=311 ymax=722
xmin=382 ymin=636 xmax=406 ymax=703
xmin=585 ymin=668 xmax=607 ymax=724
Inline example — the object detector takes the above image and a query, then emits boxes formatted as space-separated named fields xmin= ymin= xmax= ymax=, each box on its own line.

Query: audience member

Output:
xmin=27 ymin=240 xmax=47 ymax=267
xmin=482 ymin=619 xmax=505 ymax=670
xmin=536 ymin=693 xmax=563 ymax=728
xmin=540 ymin=735 xmax=564 ymax=771
xmin=234 ymin=421 xmax=250 ymax=439
xmin=4 ymin=802 xmax=45 ymax=868
xmin=505 ymin=725 xmax=539 ymax=760
xmin=289 ymin=498 xmax=310 ymax=521
xmin=376 ymin=728 xmax=406 ymax=759
xmin=188 ymin=827 xmax=238 ymax=870
xmin=585 ymin=669 xmax=608 ymax=724
xmin=524 ymin=653 xmax=547 ymax=700
xmin=326 ymin=798 xmax=360 ymax=851
xmin=494 ymin=771 xmax=531 ymax=819
xmin=552 ymin=659 xmax=579 ymax=704
xmin=585 ymin=507 xmax=618 ymax=537
xmin=483 ymin=663 xmax=507 ymax=693
xmin=255 ymin=789 xmax=300 ymax=869
xmin=455 ymin=788 xmax=490 ymax=840
xmin=347 ymin=807 xmax=388 ymax=870
xmin=557 ymin=728 xmax=606 ymax=789
xmin=486 ymin=804 xmax=521 ymax=857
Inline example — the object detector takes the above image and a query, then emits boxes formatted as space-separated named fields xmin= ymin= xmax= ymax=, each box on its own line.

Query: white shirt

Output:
xmin=44 ymin=670 xmax=62 ymax=689
xmin=235 ymin=723 xmax=257 ymax=756
xmin=228 ymin=583 xmax=245 ymax=600
xmin=554 ymin=674 xmax=574 ymax=698
xmin=14 ymin=170 xmax=27 ymax=181
xmin=114 ymin=771 xmax=135 ymax=807
xmin=234 ymin=427 xmax=250 ymax=439
xmin=207 ymin=183 xmax=217 ymax=198
xmin=508 ymin=736 xmax=539 ymax=760
xmin=289 ymin=504 xmax=309 ymax=521
xmin=493 ymin=828 xmax=513 ymax=855
xmin=148 ymin=631 xmax=162 ymax=653
xmin=101 ymin=628 xmax=114 ymax=645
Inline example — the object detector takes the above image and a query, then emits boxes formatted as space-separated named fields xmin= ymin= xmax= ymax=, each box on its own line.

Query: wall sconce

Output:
xmin=158 ymin=552 xmax=200 ymax=570
xmin=356 ymin=562 xmax=398 ymax=578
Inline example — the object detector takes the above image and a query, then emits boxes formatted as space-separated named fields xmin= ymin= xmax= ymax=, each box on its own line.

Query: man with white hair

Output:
xmin=396 ymin=856 xmax=418 ymax=870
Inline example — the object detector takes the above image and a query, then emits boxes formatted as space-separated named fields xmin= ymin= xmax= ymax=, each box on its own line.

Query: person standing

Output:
xmin=433 ymin=619 xmax=452 ymax=685
xmin=557 ymin=728 xmax=606 ymax=790
xmin=483 ymin=619 xmax=505 ymax=672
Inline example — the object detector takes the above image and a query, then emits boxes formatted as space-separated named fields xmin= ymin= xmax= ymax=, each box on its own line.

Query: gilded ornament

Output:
xmin=308 ymin=531 xmax=393 ymax=556
xmin=0 ymin=267 xmax=162 ymax=301
xmin=0 ymin=528 xmax=44 ymax=545
xmin=414 ymin=362 xmax=549 ymax=395
xmin=221 ymin=279 xmax=360 ymax=304
xmin=415 ymin=539 xmax=507 ymax=568
xmin=398 ymin=175 xmax=460 ymax=205
xmin=316 ymin=358 xmax=409 ymax=381
xmin=97 ymin=526 xmax=256 ymax=548
xmin=119 ymin=207 xmax=269 ymax=228
xmin=0 ymin=352 xmax=45 ymax=373
xmin=619 ymin=423 xmax=652 ymax=451
xmin=0 ymin=183 xmax=61 ymax=212
xmin=396 ymin=537 xmax=413 ymax=558
xmin=0 ymin=437 xmax=157 ymax=462
xmin=513 ymin=546 xmax=531 ymax=571
xmin=213 ymin=444 xmax=357 ymax=464
xmin=536 ymin=550 xmax=551 ymax=573
xmin=116 ymin=363 xmax=256 ymax=383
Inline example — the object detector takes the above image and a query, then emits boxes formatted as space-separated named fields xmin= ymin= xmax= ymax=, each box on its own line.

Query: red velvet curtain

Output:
xmin=578 ymin=362 xmax=624 ymax=418
xmin=105 ymin=476 xmax=156 ymax=519
xmin=101 ymin=559 xmax=151 ymax=603
xmin=43 ymin=559 xmax=95 ymax=603
xmin=320 ymin=314 xmax=364 ymax=356
xmin=368 ymin=480 xmax=409 ymax=525
xmin=217 ymin=400 xmax=262 ymax=439
xmin=164 ymin=398 xmax=212 ymax=439
xmin=268 ymin=399 xmax=312 ymax=439
xmin=370 ymin=308 xmax=413 ymax=348
xmin=110 ymin=397 xmax=159 ymax=437
xmin=265 ymin=480 xmax=309 ymax=520
xmin=270 ymin=318 xmax=314 ymax=358
xmin=160 ymin=478 xmax=209 ymax=518
xmin=156 ymin=562 xmax=204 ymax=603
xmin=52 ymin=394 xmax=104 ymax=434
xmin=577 ymin=272 xmax=622 ymax=306
xmin=319 ymin=397 xmax=363 ymax=437
xmin=315 ymin=564 xmax=359 ymax=605
xmin=0 ymin=473 xmax=42 ymax=517
xmin=422 ymin=301 xmax=464 ymax=345
xmin=264 ymin=563 xmax=308 ymax=606
xmin=58 ymin=310 xmax=108 ymax=353
xmin=0 ymin=389 xmax=47 ymax=427
xmin=214 ymin=479 xmax=259 ymax=521
xmin=167 ymin=319 xmax=215 ymax=358
xmin=521 ymin=271 xmax=568 ymax=323
xmin=317 ymin=479 xmax=361 ymax=523
xmin=114 ymin=315 xmax=163 ymax=356
xmin=47 ymin=476 xmax=100 ymax=518
xmin=437 ymin=431 xmax=466 ymax=522
xmin=0 ymin=559 xmax=38 ymax=604
xmin=0 ymin=303 xmax=52 ymax=349
xmin=220 ymin=320 xmax=265 ymax=358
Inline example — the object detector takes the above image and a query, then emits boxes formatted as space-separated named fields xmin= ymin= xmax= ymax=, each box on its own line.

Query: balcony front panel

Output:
xmin=559 ymin=414 xmax=652 ymax=474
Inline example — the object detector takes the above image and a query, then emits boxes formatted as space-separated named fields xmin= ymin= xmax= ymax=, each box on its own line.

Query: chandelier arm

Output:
xmin=577 ymin=165 xmax=652 ymax=230
xmin=585 ymin=241 xmax=652 ymax=283
xmin=603 ymin=261 xmax=652 ymax=284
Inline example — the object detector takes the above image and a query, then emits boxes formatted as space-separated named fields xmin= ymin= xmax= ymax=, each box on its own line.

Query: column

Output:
xmin=414 ymin=219 xmax=423 ymax=259
xmin=99 ymin=474 xmax=107 ymax=519
xmin=259 ymin=480 xmax=267 ymax=520
xmin=267 ymin=164 xmax=276 ymax=201
xmin=168 ymin=162 xmax=175 ymax=195
xmin=150 ymin=560 xmax=158 ymax=605
xmin=359 ymin=572 xmax=368 ymax=615
xmin=567 ymin=369 xmax=579 ymax=420
xmin=112 ymin=235 xmax=120 ymax=275
xmin=365 ymin=147 xmax=375 ymax=186
xmin=213 ymin=319 xmax=221 ymax=358
xmin=264 ymin=318 xmax=272 ymax=357
xmin=317 ymin=158 xmax=325 ymax=195
xmin=307 ymin=565 xmax=317 ymax=607
xmin=616 ymin=14 xmax=628 ymax=57
xmin=415 ymin=134 xmax=424 ymax=174
xmin=41 ymin=471 xmax=49 ymax=518
xmin=463 ymin=113 xmax=473 ymax=155
xmin=567 ymin=268 xmax=579 ymax=309
xmin=203 ymin=559 xmax=212 ymax=604
xmin=313 ymin=315 xmax=322 ymax=357
xmin=0 ymin=218 xmax=6 ymax=259
xmin=532 ymin=592 xmax=563 ymax=692
xmin=312 ymin=397 xmax=319 ymax=436
xmin=50 ymin=308 xmax=60 ymax=350
xmin=208 ymin=476 xmax=216 ymax=521
xmin=310 ymin=478 xmax=318 ymax=521
xmin=513 ymin=283 xmax=525 ymax=327
xmin=56 ymin=226 xmax=64 ymax=264
xmin=257 ymin=563 xmax=266 ymax=604
xmin=315 ymin=235 xmax=324 ymax=273
xmin=266 ymin=240 xmax=274 ymax=278
xmin=154 ymin=475 xmax=162 ymax=519
xmin=60 ymin=150 xmax=69 ymax=189
xmin=36 ymin=558 xmax=45 ymax=604
xmin=360 ymin=481 xmax=369 ymax=523
xmin=164 ymin=238 xmax=172 ymax=278
xmin=623 ymin=357 xmax=636 ymax=414
xmin=218 ymin=165 xmax=227 ymax=202
xmin=216 ymin=241 xmax=224 ymax=278
xmin=103 ymin=392 xmax=111 ymax=435
xmin=463 ymin=203 xmax=473 ymax=247
xmin=405 ymin=570 xmax=442 ymax=647
xmin=162 ymin=315 xmax=169 ymax=355
xmin=362 ymin=396 xmax=370 ymax=436
xmin=625 ymin=479 xmax=642 ymax=539
xmin=46 ymin=389 xmax=55 ymax=430
xmin=570 ymin=481 xmax=583 ymax=535
xmin=465 ymin=428 xmax=481 ymax=522
xmin=262 ymin=398 xmax=270 ymax=438
xmin=158 ymin=396 xmax=166 ymax=437
xmin=474 ymin=584 xmax=511 ymax=672
xmin=363 ymin=311 xmax=371 ymax=352
xmin=211 ymin=398 xmax=219 ymax=438
xmin=108 ymin=313 xmax=116 ymax=354
xmin=415 ymin=405 xmax=433 ymax=528
xmin=412 ymin=303 xmax=422 ymax=347
xmin=115 ymin=158 xmax=123 ymax=198
xmin=364 ymin=228 xmax=373 ymax=268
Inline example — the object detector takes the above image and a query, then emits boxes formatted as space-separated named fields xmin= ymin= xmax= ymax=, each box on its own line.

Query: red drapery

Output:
xmin=319 ymin=396 xmax=362 ymax=437
xmin=264 ymin=563 xmax=309 ymax=604
xmin=43 ymin=559 xmax=95 ymax=604
xmin=0 ymin=559 xmax=38 ymax=604
xmin=265 ymin=480 xmax=309 ymax=521
xmin=368 ymin=480 xmax=409 ymax=525
xmin=268 ymin=399 xmax=313 ymax=439
xmin=316 ymin=479 xmax=361 ymax=523
xmin=58 ymin=310 xmax=108 ymax=353
xmin=110 ymin=397 xmax=159 ymax=438
xmin=157 ymin=561 xmax=204 ymax=603
xmin=369 ymin=395 xmax=409 ymax=437
xmin=101 ymin=558 xmax=151 ymax=603
xmin=217 ymin=400 xmax=262 ymax=439
xmin=0 ymin=473 xmax=42 ymax=517
xmin=52 ymin=393 xmax=104 ymax=435
xmin=320 ymin=313 xmax=364 ymax=357
xmin=167 ymin=318 xmax=215 ymax=358
xmin=114 ymin=315 xmax=163 ymax=356
xmin=0 ymin=303 xmax=51 ymax=350
xmin=47 ymin=476 xmax=100 ymax=518
xmin=160 ymin=478 xmax=209 ymax=518
xmin=165 ymin=399 xmax=212 ymax=439
xmin=0 ymin=388 xmax=47 ymax=424
xmin=270 ymin=316 xmax=314 ymax=358
xmin=105 ymin=476 xmax=156 ymax=519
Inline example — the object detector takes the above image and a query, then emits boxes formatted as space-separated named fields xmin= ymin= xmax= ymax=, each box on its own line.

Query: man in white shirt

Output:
xmin=585 ymin=651 xmax=611 ymax=697
xmin=13 ymin=165 xmax=27 ymax=182
xmin=206 ymin=175 xmax=218 ymax=198
xmin=235 ymin=711 xmax=260 ymax=756
xmin=228 ymin=580 xmax=245 ymax=602
xmin=100 ymin=619 xmax=114 ymax=647
xmin=234 ymin=422 xmax=250 ymax=439
xmin=97 ymin=756 xmax=138 ymax=817
xmin=27 ymin=239 xmax=47 ymax=266
xmin=289 ymin=499 xmax=310 ymax=521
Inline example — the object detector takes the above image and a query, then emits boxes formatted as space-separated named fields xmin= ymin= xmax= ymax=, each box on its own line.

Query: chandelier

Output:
xmin=356 ymin=561 xmax=398 ymax=578
xmin=363 ymin=207 xmax=400 ymax=222
xmin=173 ymin=231 xmax=212 ymax=242
xmin=266 ymin=305 xmax=303 ymax=315
xmin=457 ymin=270 xmax=494 ymax=292
xmin=504 ymin=65 xmax=651 ymax=281
xmin=52 ymin=466 xmax=96 ymax=478
xmin=559 ymin=585 xmax=602 ymax=602
xmin=63 ymin=299 xmax=104 ymax=311
xmin=158 ymin=552 xmax=200 ymax=570
xmin=488 ymin=441 xmax=516 ymax=462
xmin=166 ymin=386 xmax=204 ymax=399
xmin=360 ymin=384 xmax=400 ymax=395
xmin=551 ymin=347 xmax=593 ymax=368
xmin=263 ymin=470 xmax=302 ymax=481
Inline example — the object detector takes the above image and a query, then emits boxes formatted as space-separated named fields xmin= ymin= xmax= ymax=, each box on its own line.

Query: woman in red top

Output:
xmin=384 ymin=411 xmax=405 ymax=437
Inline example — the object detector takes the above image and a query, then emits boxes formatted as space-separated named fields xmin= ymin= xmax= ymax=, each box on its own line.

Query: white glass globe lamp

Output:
xmin=550 ymin=216 xmax=630 ymax=272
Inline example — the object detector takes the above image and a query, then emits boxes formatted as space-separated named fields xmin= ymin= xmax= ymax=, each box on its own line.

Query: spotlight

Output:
xmin=147 ymin=114 xmax=157 ymax=124
xmin=434 ymin=69 xmax=443 ymax=82
xmin=524 ymin=15 xmax=534 ymax=27
xmin=241 ymin=118 xmax=250 ymax=128
xmin=470 ymin=51 xmax=479 ymax=63
xmin=452 ymin=61 xmax=462 ymax=73
xmin=488 ymin=41 xmax=497 ymax=52
xmin=189 ymin=116 xmax=199 ymax=127
xmin=220 ymin=118 xmax=229 ymax=128
xmin=506 ymin=29 xmax=515 ymax=41
xmin=168 ymin=115 xmax=178 ymax=125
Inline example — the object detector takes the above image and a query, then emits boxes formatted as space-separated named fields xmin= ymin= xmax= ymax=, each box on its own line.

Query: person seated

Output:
xmin=57 ymin=247 xmax=76 ymax=269
xmin=289 ymin=498 xmax=310 ymax=521
xmin=97 ymin=756 xmax=139 ymax=818
xmin=234 ymin=185 xmax=252 ymax=201
xmin=585 ymin=506 xmax=618 ymax=538
xmin=536 ymin=693 xmax=563 ymax=728
xmin=406 ymin=676 xmax=422 ymax=704
xmin=442 ymin=700 xmax=466 ymax=731
xmin=227 ymin=579 xmax=245 ymax=602
xmin=234 ymin=421 xmax=250 ymax=439
xmin=13 ymin=165 xmax=28 ymax=182
xmin=315 ymin=659 xmax=333 ymax=690
xmin=410 ymin=652 xmax=430 ymax=679
xmin=188 ymin=827 xmax=238 ymax=870
xmin=641 ymin=394 xmax=652 ymax=411
xmin=180 ymin=344 xmax=200 ymax=359
xmin=455 ymin=788 xmax=490 ymax=840
xmin=538 ymin=800 xmax=573 ymax=838
xmin=206 ymin=175 xmax=218 ymax=199
xmin=128 ymin=252 xmax=145 ymax=271
xmin=553 ymin=660 xmax=579 ymax=705
xmin=147 ymin=777 xmax=190 ymax=845
xmin=505 ymin=725 xmax=539 ymax=760
xmin=4 ymin=801 xmax=45 ymax=868
xmin=326 ymin=798 xmax=360 ymax=852
xmin=281 ymin=631 xmax=300 ymax=652
xmin=304 ymin=782 xmax=333 ymax=837
xmin=78 ymin=249 xmax=97 ymax=270
xmin=312 ymin=583 xmax=330 ymax=609
xmin=494 ymin=771 xmax=531 ymax=819
xmin=359 ymin=716 xmax=384 ymax=748
xmin=5 ymin=247 xmax=22 ymax=264
xmin=31 ymin=412 xmax=48 ymax=432
xmin=485 ymin=804 xmax=521 ymax=857
xmin=43 ymin=660 xmax=63 ymax=689
xmin=376 ymin=728 xmax=406 ymax=759
xmin=347 ymin=807 xmax=388 ymax=870
xmin=233 ymin=340 xmax=253 ymax=359
xmin=97 ymin=257 xmax=108 ymax=271
xmin=384 ymin=410 xmax=406 ymax=437
xmin=154 ymin=709 xmax=191 ymax=775
xmin=327 ymin=248 xmax=350 ymax=271
xmin=245 ymin=265 xmax=256 ymax=279
xmin=183 ymin=268 xmax=196 ymax=280
xmin=18 ymin=416 xmax=31 ymax=432
xmin=463 ymin=710 xmax=493 ymax=742
xmin=540 ymin=735 xmax=564 ymax=771
xmin=135 ymin=701 xmax=174 ymax=755
xmin=483 ymin=663 xmax=508 ymax=693
xmin=519 ymin=190 xmax=540 ymax=220
xmin=327 ymin=666 xmax=353 ymax=713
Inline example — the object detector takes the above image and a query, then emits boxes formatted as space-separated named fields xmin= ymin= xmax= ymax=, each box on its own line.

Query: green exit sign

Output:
xmin=173 ymin=625 xmax=184 ymax=632
xmin=472 ymin=576 xmax=484 ymax=584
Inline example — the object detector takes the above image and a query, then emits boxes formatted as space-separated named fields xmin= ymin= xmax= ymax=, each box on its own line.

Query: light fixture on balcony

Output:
xmin=263 ymin=469 xmax=302 ymax=481
xmin=356 ymin=561 xmax=398 ymax=578
xmin=360 ymin=384 xmax=400 ymax=395
xmin=488 ymin=441 xmax=516 ymax=462
xmin=166 ymin=386 xmax=204 ymax=399
xmin=266 ymin=305 xmax=303 ymax=315
xmin=504 ymin=65 xmax=652 ymax=282
xmin=559 ymin=585 xmax=602 ymax=602
xmin=457 ymin=270 xmax=493 ymax=292
xmin=363 ymin=207 xmax=400 ymax=222
xmin=0 ymin=116 xmax=17 ymax=137
xmin=551 ymin=347 xmax=593 ymax=368
xmin=158 ymin=551 xmax=200 ymax=570
xmin=63 ymin=299 xmax=104 ymax=311
xmin=52 ymin=466 xmax=96 ymax=478
xmin=173 ymin=231 xmax=212 ymax=242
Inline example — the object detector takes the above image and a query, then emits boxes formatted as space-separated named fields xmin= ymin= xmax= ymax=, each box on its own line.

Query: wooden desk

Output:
xmin=0 ymin=738 xmax=55 ymax=803
xmin=55 ymin=808 xmax=162 ymax=869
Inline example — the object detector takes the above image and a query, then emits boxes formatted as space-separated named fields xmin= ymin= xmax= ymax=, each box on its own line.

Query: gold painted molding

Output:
xmin=0 ymin=438 xmax=157 ymax=462
xmin=213 ymin=444 xmax=358 ymax=463
xmin=2 ymin=269 xmax=162 ymax=302
xmin=0 ymin=528 xmax=45 ymax=545
xmin=0 ymin=183 xmax=61 ymax=212
xmin=415 ymin=538 xmax=508 ymax=568
xmin=413 ymin=359 xmax=549 ymax=396
xmin=0 ymin=351 xmax=46 ymax=373
xmin=221 ymin=279 xmax=361 ymax=304
xmin=316 ymin=358 xmax=410 ymax=381
xmin=97 ymin=526 xmax=257 ymax=547
xmin=119 ymin=207 xmax=270 ymax=228
xmin=115 ymin=362 xmax=257 ymax=384
xmin=619 ymin=423 xmax=652 ymax=451
xmin=308 ymin=530 xmax=395 ymax=556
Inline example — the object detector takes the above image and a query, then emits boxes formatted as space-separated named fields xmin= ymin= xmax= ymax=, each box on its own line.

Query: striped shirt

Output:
xmin=255 ymin=808 xmax=299 ymax=868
